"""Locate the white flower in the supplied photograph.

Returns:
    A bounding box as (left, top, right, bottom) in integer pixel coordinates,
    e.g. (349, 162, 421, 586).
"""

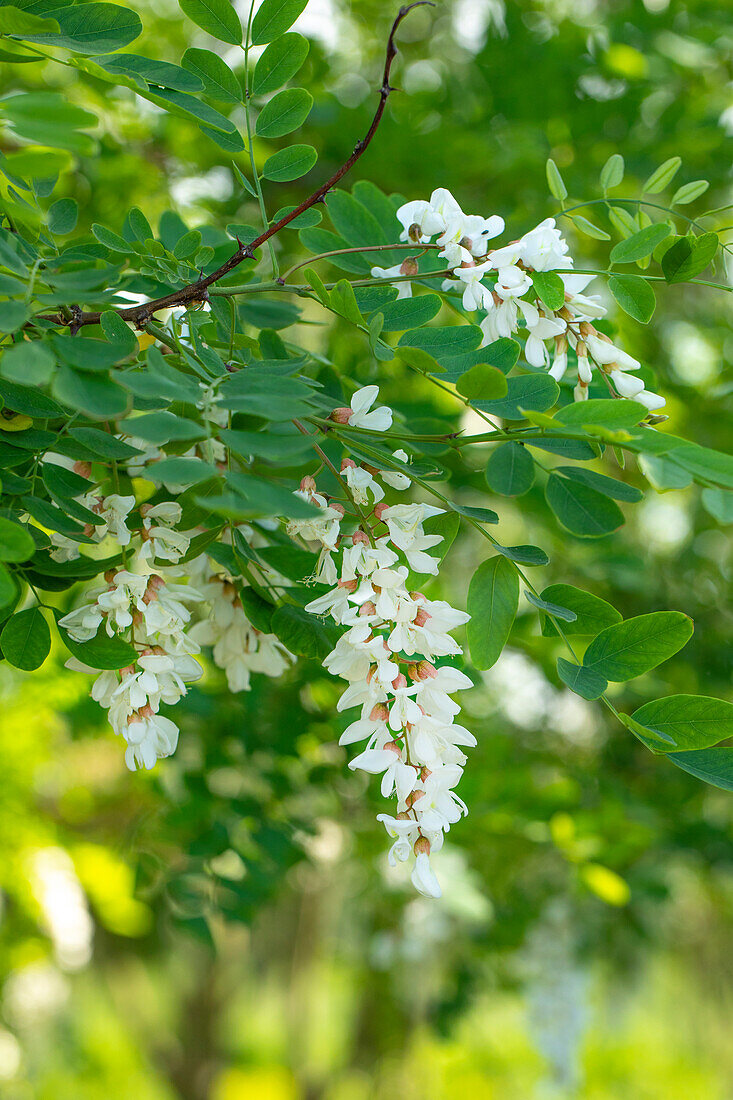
(519, 302, 567, 368)
(287, 489, 341, 550)
(381, 450, 411, 491)
(584, 334, 640, 372)
(453, 260, 495, 311)
(371, 264, 413, 299)
(58, 601, 103, 642)
(411, 850, 442, 898)
(494, 264, 533, 301)
(140, 502, 190, 564)
(396, 198, 447, 243)
(124, 712, 179, 771)
(342, 464, 384, 505)
(49, 533, 83, 563)
(98, 494, 136, 546)
(635, 389, 665, 411)
(518, 217, 571, 271)
(377, 813, 420, 865)
(609, 369, 644, 398)
(347, 386, 393, 432)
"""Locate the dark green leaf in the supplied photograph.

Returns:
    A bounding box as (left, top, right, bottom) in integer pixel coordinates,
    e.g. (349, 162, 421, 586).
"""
(22, 3, 143, 55)
(1, 607, 50, 670)
(610, 223, 671, 263)
(262, 144, 317, 182)
(0, 517, 35, 563)
(631, 695, 733, 752)
(252, 32, 309, 95)
(270, 603, 337, 659)
(466, 555, 518, 670)
(540, 584, 621, 636)
(178, 0, 241, 44)
(57, 620, 138, 671)
(582, 611, 694, 681)
(456, 363, 508, 401)
(476, 374, 559, 419)
(256, 88, 312, 138)
(545, 472, 625, 537)
(47, 197, 78, 234)
(556, 465, 643, 502)
(662, 233, 718, 284)
(251, 0, 308, 45)
(557, 658, 607, 700)
(181, 47, 241, 103)
(485, 442, 535, 496)
(608, 274, 656, 323)
(532, 270, 565, 311)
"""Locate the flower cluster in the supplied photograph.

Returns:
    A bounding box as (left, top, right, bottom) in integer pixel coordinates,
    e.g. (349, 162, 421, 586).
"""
(59, 499, 203, 771)
(189, 546, 292, 693)
(373, 188, 664, 410)
(289, 389, 474, 899)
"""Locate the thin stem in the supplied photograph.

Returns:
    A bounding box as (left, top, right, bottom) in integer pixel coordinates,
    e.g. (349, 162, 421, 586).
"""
(42, 2, 432, 331)
(242, 2, 279, 277)
(292, 419, 376, 542)
(279, 242, 438, 283)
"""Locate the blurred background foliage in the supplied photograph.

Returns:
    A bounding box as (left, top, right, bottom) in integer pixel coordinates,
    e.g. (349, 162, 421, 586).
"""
(1, 0, 732, 1096)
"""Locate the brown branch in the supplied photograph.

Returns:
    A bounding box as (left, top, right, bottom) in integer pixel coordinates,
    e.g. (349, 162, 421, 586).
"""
(42, 2, 433, 333)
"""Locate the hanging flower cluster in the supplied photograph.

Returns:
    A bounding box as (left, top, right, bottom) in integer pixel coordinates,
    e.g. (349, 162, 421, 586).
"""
(188, 542, 293, 693)
(287, 388, 474, 899)
(58, 495, 204, 771)
(373, 188, 664, 410)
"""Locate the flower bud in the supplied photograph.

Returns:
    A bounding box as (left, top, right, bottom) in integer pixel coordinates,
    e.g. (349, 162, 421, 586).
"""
(337, 578, 358, 591)
(300, 475, 316, 493)
(414, 835, 431, 857)
(369, 703, 390, 723)
(329, 406, 353, 424)
(352, 529, 369, 546)
(359, 601, 377, 617)
(373, 503, 388, 521)
(392, 672, 407, 691)
(384, 740, 402, 755)
(408, 222, 422, 243)
(400, 258, 419, 277)
(414, 660, 438, 681)
(341, 458, 357, 471)
(414, 608, 430, 627)
(73, 461, 92, 479)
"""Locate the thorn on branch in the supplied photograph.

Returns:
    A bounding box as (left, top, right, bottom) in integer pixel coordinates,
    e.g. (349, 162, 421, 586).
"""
(69, 304, 83, 336)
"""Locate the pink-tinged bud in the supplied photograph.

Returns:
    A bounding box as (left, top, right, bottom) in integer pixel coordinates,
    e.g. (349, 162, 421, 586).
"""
(330, 406, 353, 424)
(148, 575, 165, 591)
(351, 529, 369, 546)
(104, 569, 117, 583)
(152, 645, 166, 655)
(120, 665, 136, 677)
(384, 740, 402, 755)
(359, 601, 377, 617)
(139, 503, 152, 517)
(409, 591, 427, 603)
(392, 672, 407, 691)
(414, 608, 430, 627)
(414, 834, 431, 856)
(139, 704, 154, 719)
(337, 578, 358, 591)
(406, 663, 419, 681)
(396, 811, 412, 820)
(91, 497, 104, 514)
(83, 524, 94, 537)
(369, 703, 390, 723)
(73, 461, 92, 479)
(415, 660, 438, 681)
(141, 647, 154, 656)
(419, 766, 432, 782)
(132, 610, 144, 627)
(366, 666, 376, 683)
(300, 475, 317, 493)
(363, 463, 379, 476)
(406, 790, 424, 809)
(373, 502, 388, 521)
(400, 258, 419, 277)
(341, 458, 357, 471)
(330, 502, 346, 517)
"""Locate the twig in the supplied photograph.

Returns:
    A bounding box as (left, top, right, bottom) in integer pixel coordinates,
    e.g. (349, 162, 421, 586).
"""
(41, 3, 433, 332)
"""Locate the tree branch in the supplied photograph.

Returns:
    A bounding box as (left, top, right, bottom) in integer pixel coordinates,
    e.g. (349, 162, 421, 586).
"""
(44, 2, 433, 332)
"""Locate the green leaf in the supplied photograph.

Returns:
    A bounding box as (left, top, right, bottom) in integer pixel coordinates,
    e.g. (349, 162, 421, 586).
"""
(1, 607, 50, 670)
(608, 274, 656, 323)
(0, 7, 60, 34)
(95, 53, 204, 94)
(701, 488, 733, 524)
(525, 591, 577, 622)
(146, 456, 218, 489)
(91, 223, 133, 253)
(220, 428, 313, 461)
(643, 157, 681, 194)
(22, 3, 143, 55)
(379, 294, 441, 333)
(545, 158, 567, 201)
(121, 411, 205, 445)
(466, 555, 518, 670)
(172, 230, 202, 260)
(631, 695, 733, 752)
(669, 442, 733, 489)
(476, 375, 559, 419)
(582, 611, 693, 681)
(57, 620, 138, 671)
(0, 563, 17, 609)
(252, 32, 309, 95)
(555, 398, 647, 430)
(662, 233, 718, 284)
(555, 465, 642, 503)
(485, 442, 535, 496)
(178, 0, 241, 44)
(671, 179, 708, 206)
(545, 472, 625, 536)
(556, 658, 607, 700)
(600, 153, 624, 192)
(451, 504, 499, 525)
(532, 270, 565, 311)
(181, 47, 241, 103)
(667, 748, 733, 792)
(456, 363, 508, 401)
(251, 0, 308, 45)
(0, 301, 30, 333)
(609, 223, 671, 263)
(0, 516, 34, 563)
(52, 365, 128, 419)
(571, 215, 610, 240)
(262, 144, 317, 182)
(144, 87, 237, 134)
(271, 604, 338, 659)
(540, 584, 622, 636)
(256, 87, 312, 138)
(47, 197, 78, 234)
(1, 341, 54, 386)
(0, 377, 64, 418)
(100, 310, 137, 355)
(493, 543, 548, 566)
(69, 427, 141, 460)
